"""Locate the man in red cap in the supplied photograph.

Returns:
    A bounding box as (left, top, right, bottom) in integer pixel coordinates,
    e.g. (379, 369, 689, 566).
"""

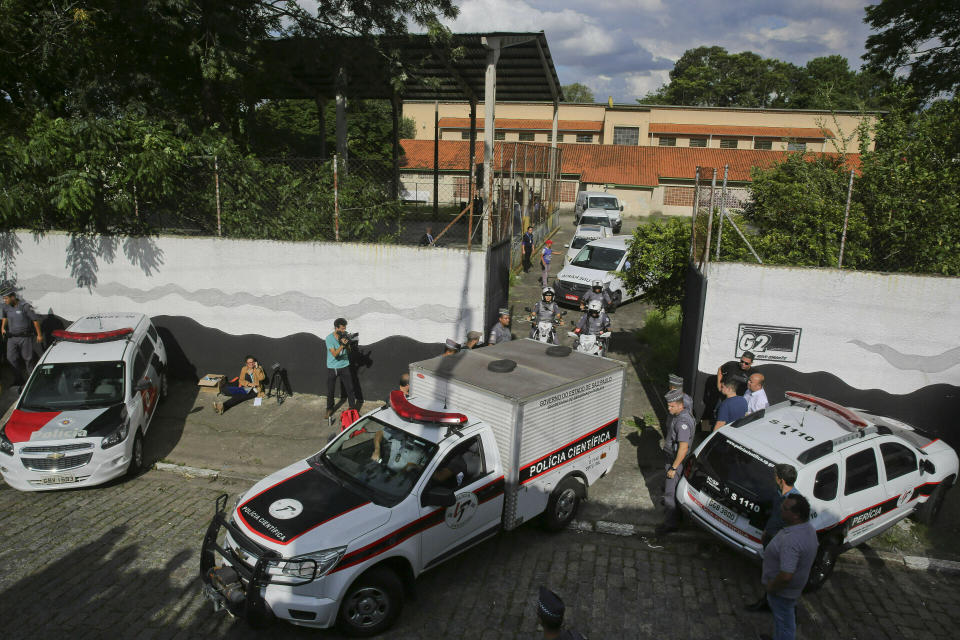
(540, 239, 554, 287)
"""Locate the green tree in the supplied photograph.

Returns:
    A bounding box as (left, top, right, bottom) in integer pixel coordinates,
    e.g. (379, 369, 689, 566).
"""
(740, 153, 870, 268)
(864, 0, 960, 102)
(790, 56, 896, 110)
(621, 218, 692, 314)
(562, 83, 595, 103)
(856, 93, 960, 275)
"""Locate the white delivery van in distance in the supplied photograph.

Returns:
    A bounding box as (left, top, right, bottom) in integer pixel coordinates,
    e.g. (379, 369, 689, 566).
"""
(201, 340, 625, 636)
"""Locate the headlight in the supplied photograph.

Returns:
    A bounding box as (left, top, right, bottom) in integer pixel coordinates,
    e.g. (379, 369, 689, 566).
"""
(0, 428, 13, 456)
(100, 419, 130, 449)
(279, 546, 347, 580)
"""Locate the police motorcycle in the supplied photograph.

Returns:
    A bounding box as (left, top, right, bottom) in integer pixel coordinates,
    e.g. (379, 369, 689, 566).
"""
(525, 287, 566, 344)
(567, 300, 611, 357)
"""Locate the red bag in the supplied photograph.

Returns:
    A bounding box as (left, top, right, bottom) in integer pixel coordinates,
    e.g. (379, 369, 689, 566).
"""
(340, 409, 360, 431)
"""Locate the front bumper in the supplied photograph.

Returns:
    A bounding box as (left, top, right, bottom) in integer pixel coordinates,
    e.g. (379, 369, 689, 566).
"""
(199, 494, 340, 629)
(553, 279, 589, 306)
(0, 438, 131, 491)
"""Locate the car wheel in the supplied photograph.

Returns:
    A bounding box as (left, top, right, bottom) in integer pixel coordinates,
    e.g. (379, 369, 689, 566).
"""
(543, 476, 583, 531)
(913, 480, 951, 525)
(159, 372, 168, 402)
(804, 536, 841, 593)
(336, 567, 404, 637)
(127, 430, 144, 477)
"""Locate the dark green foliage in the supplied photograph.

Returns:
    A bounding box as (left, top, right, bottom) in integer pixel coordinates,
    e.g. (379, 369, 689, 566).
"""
(562, 83, 595, 103)
(621, 217, 692, 314)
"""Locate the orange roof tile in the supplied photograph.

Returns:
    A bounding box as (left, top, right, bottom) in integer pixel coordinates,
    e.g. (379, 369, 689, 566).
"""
(649, 123, 834, 139)
(437, 118, 603, 132)
(398, 140, 859, 186)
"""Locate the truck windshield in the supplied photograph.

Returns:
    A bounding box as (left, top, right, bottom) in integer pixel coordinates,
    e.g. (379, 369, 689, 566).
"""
(689, 433, 779, 527)
(571, 246, 625, 271)
(20, 361, 125, 411)
(587, 197, 619, 210)
(579, 215, 611, 227)
(313, 415, 438, 507)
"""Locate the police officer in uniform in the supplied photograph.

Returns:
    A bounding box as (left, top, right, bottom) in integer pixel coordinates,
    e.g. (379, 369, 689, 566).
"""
(668, 373, 694, 416)
(0, 283, 43, 385)
(488, 308, 513, 345)
(657, 388, 695, 536)
(529, 287, 561, 344)
(574, 300, 610, 336)
(579, 280, 611, 312)
(536, 586, 587, 640)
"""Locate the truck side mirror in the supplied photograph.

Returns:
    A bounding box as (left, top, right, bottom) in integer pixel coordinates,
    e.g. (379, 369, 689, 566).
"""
(620, 205, 624, 211)
(422, 486, 456, 508)
(135, 379, 151, 391)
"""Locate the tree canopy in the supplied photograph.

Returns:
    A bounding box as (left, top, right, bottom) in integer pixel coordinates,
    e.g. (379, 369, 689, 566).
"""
(562, 83, 595, 103)
(864, 0, 960, 103)
(639, 46, 895, 110)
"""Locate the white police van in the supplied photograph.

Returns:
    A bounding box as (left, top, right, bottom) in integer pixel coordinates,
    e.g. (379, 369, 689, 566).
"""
(0, 312, 167, 490)
(678, 391, 958, 590)
(574, 191, 623, 232)
(201, 340, 624, 635)
(553, 236, 636, 309)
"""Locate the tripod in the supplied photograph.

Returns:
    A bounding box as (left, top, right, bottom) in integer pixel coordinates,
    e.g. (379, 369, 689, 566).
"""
(266, 365, 293, 405)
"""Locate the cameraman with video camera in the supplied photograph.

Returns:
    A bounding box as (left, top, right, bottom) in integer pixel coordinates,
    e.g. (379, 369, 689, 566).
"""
(325, 317, 360, 419)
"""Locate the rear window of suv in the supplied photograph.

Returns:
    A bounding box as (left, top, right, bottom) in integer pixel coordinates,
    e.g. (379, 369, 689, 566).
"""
(689, 433, 778, 525)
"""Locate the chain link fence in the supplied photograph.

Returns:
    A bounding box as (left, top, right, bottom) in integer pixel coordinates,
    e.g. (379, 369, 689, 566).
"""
(690, 166, 758, 266)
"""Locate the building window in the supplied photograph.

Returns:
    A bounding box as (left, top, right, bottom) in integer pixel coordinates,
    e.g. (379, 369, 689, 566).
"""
(787, 141, 806, 152)
(689, 138, 707, 148)
(576, 134, 593, 143)
(494, 131, 505, 141)
(612, 126, 639, 146)
(658, 137, 676, 147)
(518, 132, 535, 142)
(754, 139, 773, 150)
(454, 176, 470, 200)
(719, 139, 738, 149)
(547, 133, 564, 142)
(663, 186, 694, 207)
(559, 181, 578, 202)
(460, 131, 470, 140)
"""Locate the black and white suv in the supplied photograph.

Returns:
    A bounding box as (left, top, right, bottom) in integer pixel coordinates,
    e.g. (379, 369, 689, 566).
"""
(678, 392, 958, 589)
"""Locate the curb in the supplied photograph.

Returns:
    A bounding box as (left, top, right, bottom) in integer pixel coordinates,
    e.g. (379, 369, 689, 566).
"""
(154, 462, 220, 479)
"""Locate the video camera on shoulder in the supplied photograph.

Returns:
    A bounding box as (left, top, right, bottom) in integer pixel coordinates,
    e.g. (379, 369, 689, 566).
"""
(338, 329, 360, 346)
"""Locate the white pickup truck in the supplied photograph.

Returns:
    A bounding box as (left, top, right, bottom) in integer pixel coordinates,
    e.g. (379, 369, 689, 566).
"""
(200, 339, 625, 636)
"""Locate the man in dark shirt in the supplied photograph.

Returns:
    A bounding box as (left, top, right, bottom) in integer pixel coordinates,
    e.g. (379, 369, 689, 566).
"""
(717, 350, 754, 396)
(746, 464, 799, 611)
(713, 378, 748, 431)
(521, 226, 535, 273)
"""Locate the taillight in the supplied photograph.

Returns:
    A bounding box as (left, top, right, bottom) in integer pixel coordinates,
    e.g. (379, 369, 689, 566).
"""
(683, 454, 695, 479)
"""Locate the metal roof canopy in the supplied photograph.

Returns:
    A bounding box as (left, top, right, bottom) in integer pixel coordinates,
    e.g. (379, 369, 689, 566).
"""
(252, 32, 563, 102)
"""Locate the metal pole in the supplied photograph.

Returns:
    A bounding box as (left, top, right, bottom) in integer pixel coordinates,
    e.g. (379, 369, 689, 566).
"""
(482, 41, 501, 250)
(433, 100, 439, 218)
(702, 168, 718, 267)
(213, 155, 222, 237)
(333, 154, 340, 242)
(838, 169, 855, 269)
(690, 167, 701, 261)
(715, 164, 729, 260)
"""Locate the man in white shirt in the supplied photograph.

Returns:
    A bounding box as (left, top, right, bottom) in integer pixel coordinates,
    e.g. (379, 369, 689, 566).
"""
(744, 373, 769, 413)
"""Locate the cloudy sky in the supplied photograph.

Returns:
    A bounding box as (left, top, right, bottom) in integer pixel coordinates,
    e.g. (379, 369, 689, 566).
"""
(440, 0, 877, 102)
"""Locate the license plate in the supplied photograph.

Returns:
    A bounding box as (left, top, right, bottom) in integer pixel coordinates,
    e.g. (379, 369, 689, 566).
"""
(564, 294, 578, 301)
(707, 498, 738, 523)
(41, 474, 76, 485)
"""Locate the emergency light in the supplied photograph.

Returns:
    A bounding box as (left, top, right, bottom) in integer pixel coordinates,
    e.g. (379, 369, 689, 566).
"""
(51, 328, 134, 343)
(389, 390, 467, 425)
(785, 391, 867, 428)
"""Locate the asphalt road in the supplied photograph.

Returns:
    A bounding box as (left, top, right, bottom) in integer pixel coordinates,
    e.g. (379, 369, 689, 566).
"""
(1, 469, 957, 640)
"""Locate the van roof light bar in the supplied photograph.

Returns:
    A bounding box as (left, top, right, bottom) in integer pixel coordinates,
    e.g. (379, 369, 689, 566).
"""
(785, 391, 868, 430)
(389, 390, 468, 425)
(52, 328, 134, 343)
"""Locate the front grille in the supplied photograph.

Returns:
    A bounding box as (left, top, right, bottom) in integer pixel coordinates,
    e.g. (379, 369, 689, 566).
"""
(21, 442, 94, 454)
(560, 280, 589, 294)
(22, 453, 93, 472)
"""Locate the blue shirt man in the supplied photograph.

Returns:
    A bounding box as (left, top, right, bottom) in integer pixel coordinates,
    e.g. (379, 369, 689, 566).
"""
(713, 377, 747, 431)
(325, 317, 358, 417)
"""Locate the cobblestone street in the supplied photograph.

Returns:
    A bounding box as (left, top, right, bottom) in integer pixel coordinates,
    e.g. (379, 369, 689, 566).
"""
(1, 470, 958, 640)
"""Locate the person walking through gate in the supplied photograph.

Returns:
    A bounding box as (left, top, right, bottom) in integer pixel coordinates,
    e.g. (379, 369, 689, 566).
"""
(521, 226, 535, 273)
(540, 239, 554, 287)
(325, 317, 359, 419)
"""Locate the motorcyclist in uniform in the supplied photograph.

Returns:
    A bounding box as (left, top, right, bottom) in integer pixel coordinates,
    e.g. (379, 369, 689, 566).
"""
(528, 287, 562, 344)
(579, 280, 612, 312)
(574, 300, 611, 337)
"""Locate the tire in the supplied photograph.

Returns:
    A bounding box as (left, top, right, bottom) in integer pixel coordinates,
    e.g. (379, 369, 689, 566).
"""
(543, 476, 583, 531)
(336, 567, 404, 637)
(159, 372, 168, 402)
(804, 536, 841, 593)
(914, 481, 950, 525)
(127, 430, 144, 477)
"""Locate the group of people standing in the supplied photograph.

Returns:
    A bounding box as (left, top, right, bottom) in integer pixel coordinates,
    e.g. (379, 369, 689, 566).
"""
(713, 350, 769, 430)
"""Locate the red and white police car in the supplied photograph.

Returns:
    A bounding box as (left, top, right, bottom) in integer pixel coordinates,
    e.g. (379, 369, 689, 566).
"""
(678, 391, 958, 589)
(0, 312, 167, 490)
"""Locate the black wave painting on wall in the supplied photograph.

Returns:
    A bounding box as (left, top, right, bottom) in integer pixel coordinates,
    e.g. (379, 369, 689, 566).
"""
(152, 315, 442, 403)
(697, 364, 960, 449)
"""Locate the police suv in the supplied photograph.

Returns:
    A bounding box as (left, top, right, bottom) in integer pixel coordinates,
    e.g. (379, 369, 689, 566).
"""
(201, 340, 624, 636)
(0, 313, 167, 490)
(677, 392, 958, 589)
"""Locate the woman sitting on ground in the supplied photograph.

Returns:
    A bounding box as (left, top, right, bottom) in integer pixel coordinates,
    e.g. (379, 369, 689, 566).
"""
(214, 355, 265, 415)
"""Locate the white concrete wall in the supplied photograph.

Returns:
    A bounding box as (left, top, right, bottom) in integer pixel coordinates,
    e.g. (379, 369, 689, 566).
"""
(697, 262, 960, 395)
(7, 232, 487, 345)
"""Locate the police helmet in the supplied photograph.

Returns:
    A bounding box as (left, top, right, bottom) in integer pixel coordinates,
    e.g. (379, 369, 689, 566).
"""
(591, 280, 603, 291)
(542, 287, 555, 300)
(587, 300, 603, 315)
